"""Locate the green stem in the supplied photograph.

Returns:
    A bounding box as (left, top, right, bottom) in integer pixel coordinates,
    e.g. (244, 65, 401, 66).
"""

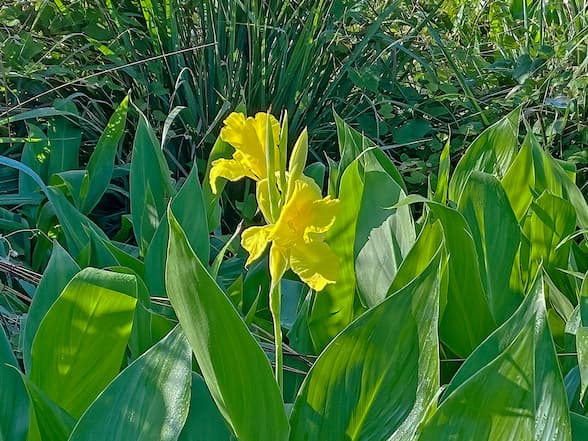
(269, 281, 283, 394)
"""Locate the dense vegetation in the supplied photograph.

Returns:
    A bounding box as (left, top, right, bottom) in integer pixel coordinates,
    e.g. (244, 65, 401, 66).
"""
(1, 0, 587, 440)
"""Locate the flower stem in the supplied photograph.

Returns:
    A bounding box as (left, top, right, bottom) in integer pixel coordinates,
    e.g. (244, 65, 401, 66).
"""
(269, 281, 283, 394)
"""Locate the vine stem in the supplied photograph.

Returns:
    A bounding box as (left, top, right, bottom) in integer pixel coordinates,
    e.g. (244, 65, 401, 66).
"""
(269, 281, 283, 394)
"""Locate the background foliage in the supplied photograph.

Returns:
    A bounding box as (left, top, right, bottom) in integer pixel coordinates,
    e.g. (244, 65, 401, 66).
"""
(0, 0, 587, 440)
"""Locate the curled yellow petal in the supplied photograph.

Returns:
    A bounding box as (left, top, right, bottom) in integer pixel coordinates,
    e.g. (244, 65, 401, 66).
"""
(218, 112, 281, 183)
(290, 241, 338, 291)
(209, 158, 256, 194)
(304, 196, 339, 242)
(241, 225, 273, 266)
(270, 176, 327, 246)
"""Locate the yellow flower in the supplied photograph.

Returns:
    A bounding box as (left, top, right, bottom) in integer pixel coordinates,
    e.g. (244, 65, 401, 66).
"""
(209, 112, 280, 194)
(241, 175, 339, 291)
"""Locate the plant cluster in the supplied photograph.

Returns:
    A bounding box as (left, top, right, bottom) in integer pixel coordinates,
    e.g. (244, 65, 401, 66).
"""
(1, 0, 588, 440)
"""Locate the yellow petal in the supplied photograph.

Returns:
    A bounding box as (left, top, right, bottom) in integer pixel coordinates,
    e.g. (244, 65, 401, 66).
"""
(270, 176, 325, 246)
(256, 178, 273, 223)
(209, 158, 256, 194)
(304, 196, 339, 242)
(220, 113, 267, 180)
(219, 112, 247, 147)
(269, 245, 289, 285)
(241, 225, 272, 265)
(290, 241, 338, 291)
(252, 113, 280, 152)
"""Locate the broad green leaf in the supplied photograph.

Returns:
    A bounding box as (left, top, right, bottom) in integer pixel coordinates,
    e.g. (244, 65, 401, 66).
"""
(387, 219, 446, 315)
(20, 124, 49, 194)
(68, 326, 191, 441)
(47, 100, 82, 176)
(571, 412, 588, 441)
(355, 169, 415, 307)
(79, 96, 129, 213)
(165, 208, 288, 441)
(145, 165, 209, 297)
(46, 186, 109, 258)
(289, 249, 441, 441)
(449, 107, 521, 203)
(309, 160, 363, 351)
(18, 373, 76, 441)
(458, 171, 522, 324)
(334, 113, 406, 194)
(521, 191, 576, 294)
(501, 133, 536, 221)
(30, 268, 137, 418)
(577, 273, 588, 401)
(109, 266, 153, 359)
(399, 196, 495, 357)
(130, 109, 174, 255)
(179, 373, 236, 441)
(503, 132, 588, 229)
(417, 274, 571, 441)
(1, 327, 28, 441)
(23, 241, 80, 372)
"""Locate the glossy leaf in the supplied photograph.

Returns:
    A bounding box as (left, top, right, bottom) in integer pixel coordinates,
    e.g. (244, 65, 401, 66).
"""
(179, 373, 236, 441)
(68, 326, 191, 441)
(0, 327, 28, 441)
(130, 109, 174, 255)
(79, 96, 129, 213)
(19, 373, 76, 441)
(521, 191, 576, 294)
(30, 268, 137, 418)
(47, 100, 81, 176)
(458, 171, 522, 324)
(23, 241, 80, 372)
(399, 195, 495, 357)
(145, 165, 209, 297)
(309, 160, 363, 351)
(290, 249, 441, 441)
(449, 107, 520, 203)
(417, 274, 571, 440)
(165, 208, 289, 441)
(355, 154, 415, 307)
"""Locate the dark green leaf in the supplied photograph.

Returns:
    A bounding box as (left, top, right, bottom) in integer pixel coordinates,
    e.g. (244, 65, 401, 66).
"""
(30, 268, 137, 418)
(166, 208, 288, 441)
(68, 326, 191, 441)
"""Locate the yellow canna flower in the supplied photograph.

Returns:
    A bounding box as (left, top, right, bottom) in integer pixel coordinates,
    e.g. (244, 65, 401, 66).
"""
(241, 175, 339, 291)
(209, 112, 281, 194)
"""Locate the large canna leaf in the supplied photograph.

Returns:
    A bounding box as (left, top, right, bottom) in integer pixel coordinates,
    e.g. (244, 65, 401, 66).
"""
(289, 249, 442, 441)
(416, 273, 572, 441)
(17, 373, 76, 441)
(165, 208, 289, 441)
(458, 171, 522, 324)
(68, 326, 192, 441)
(449, 107, 520, 203)
(145, 164, 209, 297)
(79, 96, 129, 213)
(130, 109, 174, 255)
(23, 241, 80, 372)
(30, 268, 137, 419)
(47, 100, 82, 176)
(179, 373, 236, 441)
(354, 151, 415, 308)
(0, 327, 28, 441)
(309, 159, 363, 351)
(521, 191, 576, 296)
(399, 195, 496, 357)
